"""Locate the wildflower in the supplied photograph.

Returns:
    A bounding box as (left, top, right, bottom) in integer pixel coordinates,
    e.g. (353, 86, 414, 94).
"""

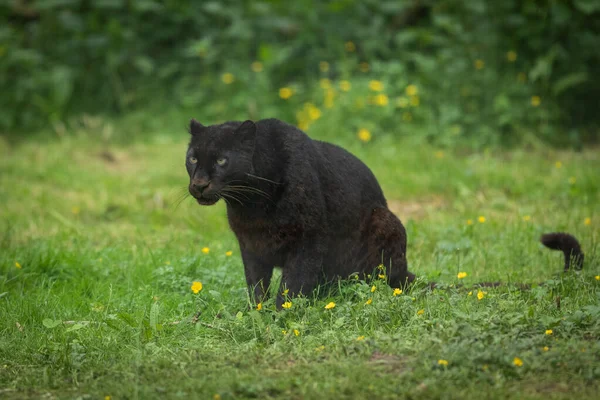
(435, 151, 444, 159)
(319, 79, 331, 90)
(282, 288, 289, 296)
(282, 330, 287, 335)
(374, 94, 389, 106)
(506, 51, 517, 62)
(378, 274, 386, 279)
(256, 303, 262, 311)
(221, 73, 235, 84)
(339, 80, 351, 92)
(523, 215, 531, 222)
(477, 290, 485, 300)
(105, 396, 112, 400)
(191, 281, 203, 294)
(545, 329, 553, 335)
(478, 216, 486, 223)
(294, 329, 300, 336)
(555, 161, 562, 168)
(396, 97, 409, 108)
(251, 61, 263, 72)
(282, 301, 292, 309)
(225, 251, 233, 257)
(402, 112, 412, 122)
(15, 262, 22, 269)
(405, 85, 418, 96)
(568, 177, 576, 184)
(371, 285, 376, 293)
(531, 96, 541, 107)
(324, 302, 336, 310)
(584, 218, 591, 226)
(308, 106, 322, 121)
(315, 345, 325, 351)
(417, 309, 424, 315)
(543, 346, 549, 352)
(359, 62, 369, 72)
(202, 247, 210, 254)
(474, 59, 485, 70)
(357, 128, 372, 143)
(595, 275, 599, 281)
(457, 272, 467, 279)
(279, 87, 293, 100)
(319, 61, 329, 72)
(468, 291, 473, 296)
(466, 219, 473, 225)
(410, 96, 420, 107)
(214, 395, 221, 400)
(438, 359, 448, 366)
(513, 357, 523, 367)
(356, 335, 365, 341)
(393, 288, 402, 296)
(368, 80, 384, 92)
(377, 264, 385, 270)
(345, 41, 356, 52)
(365, 298, 372, 305)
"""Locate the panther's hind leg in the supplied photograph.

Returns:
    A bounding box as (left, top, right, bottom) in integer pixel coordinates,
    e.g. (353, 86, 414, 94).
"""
(365, 207, 415, 289)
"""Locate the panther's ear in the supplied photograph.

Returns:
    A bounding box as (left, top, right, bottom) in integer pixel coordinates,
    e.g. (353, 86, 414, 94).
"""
(235, 120, 257, 143)
(189, 119, 205, 135)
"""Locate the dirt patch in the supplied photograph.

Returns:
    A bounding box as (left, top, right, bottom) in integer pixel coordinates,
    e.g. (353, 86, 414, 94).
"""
(388, 197, 446, 220)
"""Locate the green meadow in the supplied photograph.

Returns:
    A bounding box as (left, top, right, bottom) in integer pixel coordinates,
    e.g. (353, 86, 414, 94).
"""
(0, 117, 598, 399)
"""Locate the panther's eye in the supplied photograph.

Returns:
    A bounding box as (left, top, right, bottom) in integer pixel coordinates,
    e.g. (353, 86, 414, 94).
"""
(188, 157, 198, 164)
(216, 157, 227, 166)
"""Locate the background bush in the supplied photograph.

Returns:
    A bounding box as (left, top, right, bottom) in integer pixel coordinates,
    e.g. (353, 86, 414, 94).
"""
(1, 0, 599, 147)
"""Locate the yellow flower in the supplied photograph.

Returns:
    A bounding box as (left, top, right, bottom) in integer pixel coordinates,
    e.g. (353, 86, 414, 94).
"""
(214, 395, 221, 400)
(356, 335, 365, 341)
(555, 161, 562, 168)
(584, 218, 591, 226)
(595, 275, 599, 281)
(405, 85, 418, 96)
(545, 329, 553, 335)
(377, 264, 385, 270)
(438, 359, 449, 366)
(308, 106, 322, 121)
(339, 80, 351, 92)
(368, 80, 384, 92)
(417, 309, 424, 315)
(282, 301, 292, 309)
(345, 41, 356, 52)
(457, 272, 467, 279)
(568, 177, 576, 185)
(434, 151, 444, 159)
(225, 251, 233, 256)
(221, 73, 235, 84)
(513, 357, 523, 367)
(523, 215, 531, 222)
(507, 51, 517, 62)
(371, 285, 376, 293)
(468, 291, 473, 296)
(319, 78, 331, 90)
(282, 288, 289, 296)
(324, 302, 336, 310)
(105, 396, 112, 400)
(191, 281, 203, 294)
(294, 329, 300, 336)
(374, 94, 389, 106)
(474, 59, 485, 70)
(365, 298, 372, 305)
(393, 288, 402, 296)
(357, 128, 372, 143)
(531, 96, 541, 107)
(251, 61, 263, 72)
(478, 216, 486, 223)
(315, 345, 325, 351)
(543, 346, 549, 352)
(396, 97, 409, 108)
(282, 330, 287, 335)
(359, 62, 369, 72)
(202, 247, 210, 254)
(410, 95, 420, 107)
(15, 262, 22, 269)
(319, 61, 329, 72)
(279, 87, 293, 100)
(377, 274, 385, 280)
(477, 290, 485, 300)
(466, 219, 473, 225)
(256, 303, 262, 311)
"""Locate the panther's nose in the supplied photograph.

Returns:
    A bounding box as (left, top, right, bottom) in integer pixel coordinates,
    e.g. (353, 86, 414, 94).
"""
(191, 179, 210, 193)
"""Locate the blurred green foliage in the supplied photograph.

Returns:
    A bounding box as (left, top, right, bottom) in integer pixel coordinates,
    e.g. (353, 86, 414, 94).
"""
(1, 0, 599, 146)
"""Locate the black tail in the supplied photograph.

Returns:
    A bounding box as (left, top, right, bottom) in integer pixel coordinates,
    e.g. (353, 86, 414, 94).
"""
(540, 232, 584, 272)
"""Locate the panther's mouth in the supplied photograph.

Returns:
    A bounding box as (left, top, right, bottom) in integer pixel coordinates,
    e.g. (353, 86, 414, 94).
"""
(194, 194, 220, 206)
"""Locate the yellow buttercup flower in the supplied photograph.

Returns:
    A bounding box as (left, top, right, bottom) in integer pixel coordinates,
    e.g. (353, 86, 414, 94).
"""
(468, 291, 473, 296)
(405, 85, 418, 96)
(202, 247, 210, 254)
(368, 80, 384, 92)
(595, 275, 599, 281)
(374, 94, 389, 106)
(282, 301, 292, 309)
(319, 78, 331, 90)
(545, 329, 553, 335)
(438, 359, 448, 366)
(466, 219, 473, 225)
(294, 329, 300, 336)
(513, 357, 523, 367)
(378, 274, 386, 279)
(345, 41, 356, 52)
(417, 309, 424, 315)
(15, 262, 22, 269)
(507, 51, 517, 62)
(393, 288, 402, 296)
(191, 281, 203, 294)
(221, 73, 234, 84)
(251, 61, 263, 72)
(410, 95, 420, 107)
(457, 272, 467, 279)
(339, 80, 351, 92)
(365, 298, 372, 305)
(282, 288, 289, 296)
(256, 303, 262, 311)
(319, 61, 329, 72)
(584, 217, 591, 226)
(531, 96, 541, 107)
(324, 302, 336, 310)
(523, 215, 531, 222)
(477, 290, 485, 300)
(474, 59, 485, 70)
(478, 216, 486, 223)
(543, 346, 549, 352)
(225, 251, 233, 256)
(279, 87, 293, 100)
(371, 285, 376, 293)
(357, 128, 372, 143)
(282, 330, 287, 335)
(555, 161, 562, 168)
(356, 335, 365, 341)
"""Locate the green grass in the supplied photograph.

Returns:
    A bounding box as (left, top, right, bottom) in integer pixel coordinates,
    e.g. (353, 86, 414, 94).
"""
(0, 119, 599, 400)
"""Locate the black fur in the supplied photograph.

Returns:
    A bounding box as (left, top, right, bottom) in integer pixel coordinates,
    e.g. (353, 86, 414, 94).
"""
(540, 232, 584, 271)
(185, 118, 583, 307)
